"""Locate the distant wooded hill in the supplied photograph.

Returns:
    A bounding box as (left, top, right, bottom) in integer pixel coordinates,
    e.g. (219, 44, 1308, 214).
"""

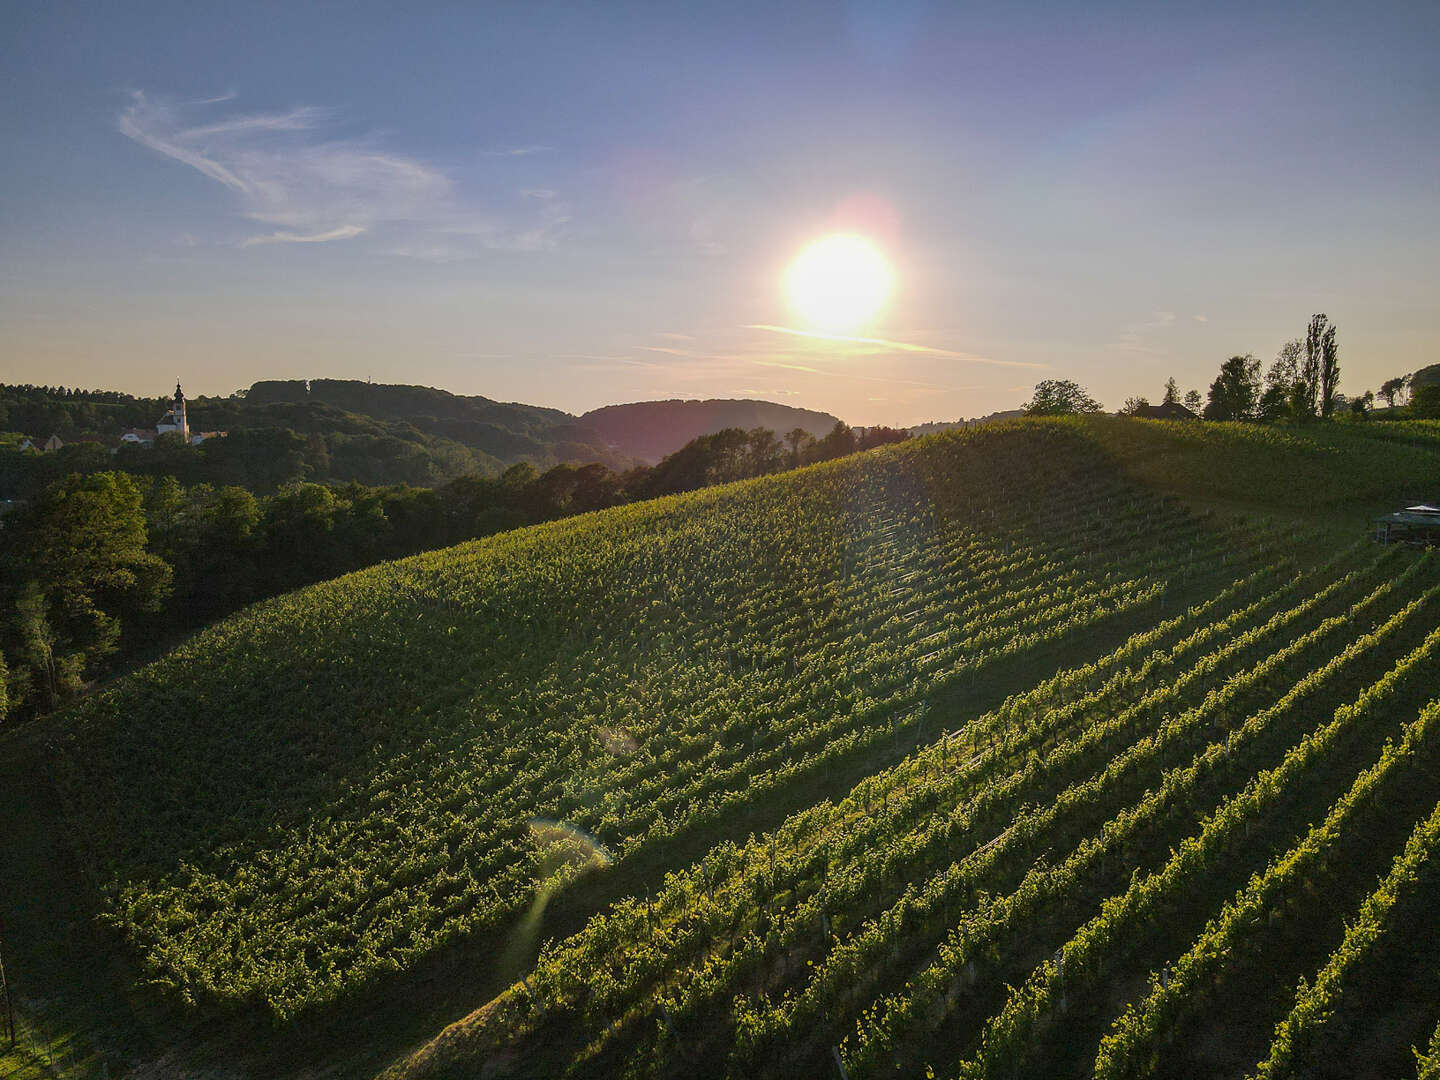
(246, 380, 841, 466)
(0, 379, 848, 495)
(577, 397, 840, 463)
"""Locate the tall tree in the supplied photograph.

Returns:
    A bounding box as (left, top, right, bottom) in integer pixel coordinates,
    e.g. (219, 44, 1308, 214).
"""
(1204, 355, 1262, 421)
(1183, 389, 1203, 412)
(1162, 377, 1180, 405)
(1317, 317, 1340, 417)
(1301, 315, 1331, 418)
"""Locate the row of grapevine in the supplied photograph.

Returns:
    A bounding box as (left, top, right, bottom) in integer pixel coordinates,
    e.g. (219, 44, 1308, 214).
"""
(51, 424, 1287, 1019)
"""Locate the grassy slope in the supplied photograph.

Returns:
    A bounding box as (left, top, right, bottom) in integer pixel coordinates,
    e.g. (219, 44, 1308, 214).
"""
(0, 417, 1435, 1079)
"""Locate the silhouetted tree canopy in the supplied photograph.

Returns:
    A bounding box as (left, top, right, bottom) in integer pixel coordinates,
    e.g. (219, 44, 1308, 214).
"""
(1204, 355, 1262, 421)
(1022, 380, 1103, 416)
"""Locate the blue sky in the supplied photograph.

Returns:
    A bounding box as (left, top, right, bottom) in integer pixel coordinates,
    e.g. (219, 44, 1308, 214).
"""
(2, 1, 1437, 424)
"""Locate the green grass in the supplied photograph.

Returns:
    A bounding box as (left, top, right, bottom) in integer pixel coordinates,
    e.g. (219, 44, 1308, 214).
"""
(2, 416, 1437, 1079)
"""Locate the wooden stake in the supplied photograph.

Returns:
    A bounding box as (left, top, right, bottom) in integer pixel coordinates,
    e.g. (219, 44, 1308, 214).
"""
(0, 914, 14, 1050)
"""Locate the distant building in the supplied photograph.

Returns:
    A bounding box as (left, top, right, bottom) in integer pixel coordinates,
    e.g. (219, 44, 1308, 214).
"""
(120, 427, 156, 446)
(1132, 401, 1200, 421)
(17, 437, 37, 451)
(1374, 505, 1440, 546)
(124, 383, 226, 448)
(155, 382, 189, 441)
(43, 433, 64, 451)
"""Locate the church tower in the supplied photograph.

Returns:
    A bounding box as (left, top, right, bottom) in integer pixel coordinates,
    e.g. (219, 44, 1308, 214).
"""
(173, 381, 189, 441)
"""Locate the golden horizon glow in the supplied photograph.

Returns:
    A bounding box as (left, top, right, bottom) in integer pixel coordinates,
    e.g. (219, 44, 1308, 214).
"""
(784, 234, 894, 335)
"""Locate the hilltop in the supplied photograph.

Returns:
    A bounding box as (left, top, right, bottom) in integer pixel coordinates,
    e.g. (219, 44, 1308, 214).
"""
(2, 417, 1439, 1079)
(577, 399, 840, 463)
(246, 380, 842, 468)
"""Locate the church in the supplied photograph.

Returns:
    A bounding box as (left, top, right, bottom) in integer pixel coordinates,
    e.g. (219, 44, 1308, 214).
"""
(118, 383, 227, 447)
(155, 382, 189, 439)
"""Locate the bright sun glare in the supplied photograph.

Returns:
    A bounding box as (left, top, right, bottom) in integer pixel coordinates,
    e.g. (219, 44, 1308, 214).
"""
(784, 234, 894, 335)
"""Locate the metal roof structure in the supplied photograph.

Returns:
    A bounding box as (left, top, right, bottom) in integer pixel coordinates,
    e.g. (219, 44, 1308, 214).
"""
(1374, 503, 1440, 544)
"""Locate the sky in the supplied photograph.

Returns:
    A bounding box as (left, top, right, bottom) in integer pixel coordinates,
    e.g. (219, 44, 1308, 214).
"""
(2, 1, 1437, 426)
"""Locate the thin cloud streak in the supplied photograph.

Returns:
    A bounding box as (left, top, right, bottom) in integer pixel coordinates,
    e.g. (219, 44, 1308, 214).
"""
(241, 225, 365, 247)
(745, 325, 1047, 369)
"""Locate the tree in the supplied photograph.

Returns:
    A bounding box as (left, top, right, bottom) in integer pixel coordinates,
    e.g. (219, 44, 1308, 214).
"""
(1298, 315, 1339, 418)
(810, 422, 858, 462)
(1204, 355, 1262, 421)
(1162, 378, 1180, 406)
(1023, 379, 1103, 416)
(1183, 389, 1203, 412)
(783, 427, 814, 468)
(0, 648, 8, 723)
(1349, 391, 1374, 417)
(744, 427, 785, 475)
(1261, 340, 1303, 421)
(1413, 384, 1440, 419)
(1379, 375, 1409, 408)
(857, 426, 909, 450)
(1119, 396, 1149, 416)
(1316, 316, 1340, 417)
(5, 472, 172, 710)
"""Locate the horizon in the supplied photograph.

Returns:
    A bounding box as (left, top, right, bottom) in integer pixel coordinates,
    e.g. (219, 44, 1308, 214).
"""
(4, 2, 1438, 426)
(0, 372, 1010, 429)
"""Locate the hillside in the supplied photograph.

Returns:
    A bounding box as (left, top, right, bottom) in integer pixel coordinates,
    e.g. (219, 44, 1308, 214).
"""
(3, 418, 1439, 1079)
(244, 379, 629, 472)
(577, 399, 840, 463)
(244, 381, 841, 469)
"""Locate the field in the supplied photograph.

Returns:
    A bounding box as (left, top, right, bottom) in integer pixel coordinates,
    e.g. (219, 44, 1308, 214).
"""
(2, 416, 1438, 1079)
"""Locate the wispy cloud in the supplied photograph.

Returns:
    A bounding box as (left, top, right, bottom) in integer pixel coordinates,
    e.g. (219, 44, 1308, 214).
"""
(241, 225, 366, 247)
(1192, 314, 1208, 323)
(481, 145, 553, 157)
(745, 325, 1047, 369)
(751, 357, 826, 375)
(119, 91, 567, 253)
(1111, 310, 1179, 354)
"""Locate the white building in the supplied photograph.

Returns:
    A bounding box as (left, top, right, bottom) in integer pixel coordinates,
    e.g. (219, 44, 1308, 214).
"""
(155, 382, 189, 441)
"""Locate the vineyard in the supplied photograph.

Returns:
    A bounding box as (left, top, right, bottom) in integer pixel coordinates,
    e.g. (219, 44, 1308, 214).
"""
(4, 416, 1439, 1079)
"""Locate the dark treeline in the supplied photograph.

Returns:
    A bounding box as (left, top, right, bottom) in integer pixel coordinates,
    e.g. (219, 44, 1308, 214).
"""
(1116, 315, 1439, 424)
(0, 421, 904, 723)
(0, 386, 501, 496)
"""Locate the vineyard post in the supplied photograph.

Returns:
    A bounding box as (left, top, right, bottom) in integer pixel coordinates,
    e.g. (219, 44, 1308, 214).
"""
(0, 913, 14, 1049)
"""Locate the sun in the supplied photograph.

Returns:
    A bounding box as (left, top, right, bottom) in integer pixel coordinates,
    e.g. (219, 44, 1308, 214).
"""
(784, 234, 894, 334)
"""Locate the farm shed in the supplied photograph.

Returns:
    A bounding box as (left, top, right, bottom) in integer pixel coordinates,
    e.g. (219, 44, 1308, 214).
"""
(1373, 504, 1440, 545)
